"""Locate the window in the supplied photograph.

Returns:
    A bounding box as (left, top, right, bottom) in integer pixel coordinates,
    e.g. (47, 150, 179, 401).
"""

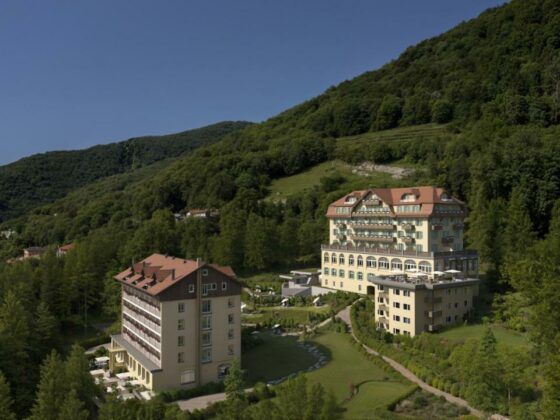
(228, 344, 234, 356)
(211, 283, 217, 291)
(339, 269, 345, 278)
(331, 254, 336, 263)
(324, 253, 329, 263)
(393, 315, 400, 321)
(349, 271, 355, 279)
(178, 302, 185, 313)
(228, 328, 234, 340)
(181, 370, 195, 384)
(228, 314, 234, 324)
(393, 302, 400, 309)
(403, 331, 411, 336)
(222, 282, 227, 291)
(202, 300, 212, 314)
(188, 284, 195, 293)
(357, 256, 363, 267)
(393, 289, 400, 295)
(348, 255, 355, 265)
(146, 372, 150, 384)
(357, 272, 363, 281)
(228, 298, 234, 308)
(202, 348, 212, 363)
(178, 336, 184, 347)
(403, 304, 411, 310)
(416, 232, 423, 240)
(366, 257, 376, 268)
(403, 317, 411, 324)
(331, 268, 336, 276)
(202, 284, 211, 296)
(178, 319, 185, 330)
(403, 290, 411, 297)
(393, 328, 401, 334)
(178, 352, 185, 363)
(446, 316, 452, 323)
(391, 259, 402, 271)
(358, 285, 362, 291)
(454, 302, 458, 308)
(218, 364, 230, 379)
(202, 316, 211, 330)
(324, 267, 329, 275)
(378, 258, 389, 269)
(339, 254, 345, 264)
(339, 282, 343, 288)
(377, 297, 384, 303)
(464, 300, 468, 307)
(202, 331, 212, 346)
(202, 269, 208, 276)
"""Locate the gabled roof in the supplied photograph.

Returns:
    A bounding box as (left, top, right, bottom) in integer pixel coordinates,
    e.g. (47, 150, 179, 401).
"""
(326, 186, 465, 218)
(114, 253, 236, 296)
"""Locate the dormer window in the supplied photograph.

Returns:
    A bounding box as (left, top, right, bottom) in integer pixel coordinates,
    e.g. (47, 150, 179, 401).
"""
(400, 193, 417, 202)
(345, 196, 356, 204)
(440, 192, 452, 201)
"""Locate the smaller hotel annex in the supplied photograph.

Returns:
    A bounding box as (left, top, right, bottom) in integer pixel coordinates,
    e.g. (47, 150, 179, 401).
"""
(321, 186, 479, 336)
(109, 254, 241, 391)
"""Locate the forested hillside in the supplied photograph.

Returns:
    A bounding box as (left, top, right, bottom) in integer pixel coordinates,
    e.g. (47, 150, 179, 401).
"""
(1, 0, 560, 417)
(0, 121, 250, 221)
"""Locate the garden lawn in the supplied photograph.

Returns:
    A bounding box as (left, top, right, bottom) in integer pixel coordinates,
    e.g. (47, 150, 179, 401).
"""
(242, 305, 331, 325)
(305, 331, 414, 418)
(242, 332, 317, 385)
(439, 323, 528, 348)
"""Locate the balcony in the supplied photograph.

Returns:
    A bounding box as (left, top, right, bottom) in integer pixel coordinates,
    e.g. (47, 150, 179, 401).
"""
(122, 308, 161, 335)
(401, 236, 415, 244)
(442, 236, 454, 244)
(350, 235, 395, 244)
(352, 223, 394, 231)
(378, 291, 388, 299)
(363, 199, 382, 206)
(122, 293, 160, 318)
(378, 304, 388, 312)
(335, 223, 347, 229)
(401, 223, 415, 231)
(431, 224, 443, 231)
(122, 321, 161, 351)
(378, 317, 388, 324)
(428, 310, 442, 318)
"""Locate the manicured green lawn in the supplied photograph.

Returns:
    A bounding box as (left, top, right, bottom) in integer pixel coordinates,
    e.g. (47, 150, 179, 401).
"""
(305, 332, 414, 418)
(242, 332, 317, 384)
(242, 305, 331, 324)
(344, 381, 414, 419)
(440, 323, 528, 348)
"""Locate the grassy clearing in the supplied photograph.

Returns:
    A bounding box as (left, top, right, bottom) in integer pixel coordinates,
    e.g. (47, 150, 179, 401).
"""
(242, 332, 317, 384)
(336, 123, 450, 147)
(305, 331, 414, 418)
(440, 323, 529, 348)
(238, 271, 284, 292)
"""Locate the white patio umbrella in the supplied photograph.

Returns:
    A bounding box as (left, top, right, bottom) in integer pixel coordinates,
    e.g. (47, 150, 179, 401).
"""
(406, 268, 420, 273)
(433, 270, 445, 276)
(391, 269, 405, 275)
(445, 269, 461, 274)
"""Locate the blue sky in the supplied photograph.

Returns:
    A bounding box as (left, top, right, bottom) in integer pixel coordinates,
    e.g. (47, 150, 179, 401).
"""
(0, 0, 506, 165)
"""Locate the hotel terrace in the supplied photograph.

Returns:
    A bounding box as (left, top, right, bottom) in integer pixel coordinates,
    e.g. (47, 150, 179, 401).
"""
(321, 186, 479, 336)
(109, 254, 241, 392)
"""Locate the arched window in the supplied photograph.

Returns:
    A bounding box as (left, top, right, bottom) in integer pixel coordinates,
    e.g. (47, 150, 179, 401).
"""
(339, 269, 345, 278)
(331, 254, 337, 263)
(378, 257, 389, 270)
(331, 268, 336, 276)
(357, 255, 364, 267)
(323, 252, 329, 263)
(404, 260, 417, 271)
(339, 254, 345, 265)
(366, 256, 376, 268)
(348, 255, 355, 266)
(391, 258, 403, 271)
(418, 261, 432, 273)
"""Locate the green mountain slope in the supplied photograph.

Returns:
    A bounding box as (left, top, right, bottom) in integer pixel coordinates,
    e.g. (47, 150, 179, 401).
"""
(0, 121, 251, 221)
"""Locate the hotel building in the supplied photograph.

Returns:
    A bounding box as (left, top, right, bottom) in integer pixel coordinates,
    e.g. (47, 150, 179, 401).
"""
(109, 254, 241, 391)
(321, 186, 479, 336)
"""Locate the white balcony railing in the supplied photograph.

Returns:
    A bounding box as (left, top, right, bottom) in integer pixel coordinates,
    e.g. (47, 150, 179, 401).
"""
(122, 293, 160, 318)
(122, 307, 161, 336)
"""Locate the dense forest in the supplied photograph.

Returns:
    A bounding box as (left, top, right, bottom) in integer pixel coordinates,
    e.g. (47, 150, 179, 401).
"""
(1, 0, 560, 417)
(0, 121, 251, 221)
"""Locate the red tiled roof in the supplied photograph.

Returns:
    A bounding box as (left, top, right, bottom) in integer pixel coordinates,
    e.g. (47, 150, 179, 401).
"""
(114, 254, 237, 296)
(58, 243, 75, 252)
(326, 186, 465, 218)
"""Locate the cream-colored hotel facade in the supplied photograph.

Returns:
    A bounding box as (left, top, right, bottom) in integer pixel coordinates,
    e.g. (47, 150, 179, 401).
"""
(321, 186, 479, 336)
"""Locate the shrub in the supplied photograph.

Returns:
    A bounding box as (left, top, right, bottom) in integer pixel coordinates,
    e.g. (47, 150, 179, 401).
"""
(160, 381, 225, 403)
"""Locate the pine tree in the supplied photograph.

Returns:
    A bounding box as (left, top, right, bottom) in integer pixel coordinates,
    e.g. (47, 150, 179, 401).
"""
(30, 350, 67, 420)
(58, 389, 88, 420)
(0, 372, 16, 420)
(543, 339, 560, 419)
(65, 344, 98, 414)
(33, 301, 58, 357)
(503, 187, 536, 259)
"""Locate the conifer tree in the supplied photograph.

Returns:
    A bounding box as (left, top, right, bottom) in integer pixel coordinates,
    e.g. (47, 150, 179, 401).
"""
(65, 344, 98, 414)
(30, 350, 67, 420)
(0, 372, 16, 420)
(58, 389, 88, 420)
(34, 301, 58, 357)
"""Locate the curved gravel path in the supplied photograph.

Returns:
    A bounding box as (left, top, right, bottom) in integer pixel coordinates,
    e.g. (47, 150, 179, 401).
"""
(337, 304, 509, 420)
